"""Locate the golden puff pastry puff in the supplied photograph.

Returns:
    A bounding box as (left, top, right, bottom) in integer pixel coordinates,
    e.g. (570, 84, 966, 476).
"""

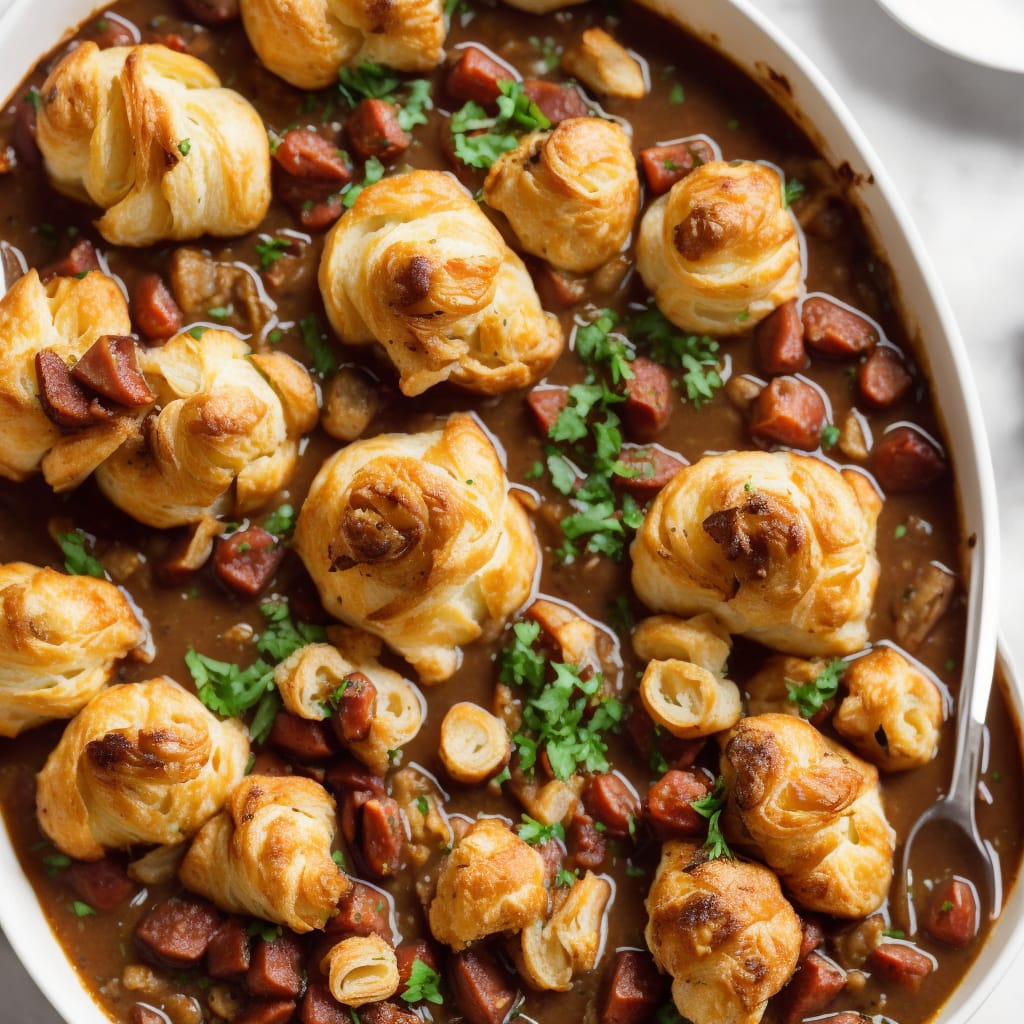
(36, 677, 249, 862)
(483, 118, 641, 274)
(0, 563, 145, 737)
(645, 840, 801, 1024)
(321, 934, 400, 1006)
(95, 328, 318, 528)
(0, 269, 133, 485)
(273, 628, 424, 775)
(294, 413, 538, 684)
(631, 450, 881, 658)
(720, 713, 895, 918)
(833, 646, 944, 771)
(36, 43, 271, 246)
(180, 774, 350, 932)
(240, 0, 445, 91)
(427, 816, 547, 950)
(636, 160, 802, 336)
(319, 169, 564, 396)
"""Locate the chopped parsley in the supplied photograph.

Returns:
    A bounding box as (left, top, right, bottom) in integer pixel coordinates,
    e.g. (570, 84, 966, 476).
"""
(57, 530, 105, 578)
(690, 775, 733, 861)
(401, 958, 444, 1005)
(246, 920, 281, 942)
(255, 236, 291, 270)
(783, 177, 807, 208)
(882, 928, 906, 939)
(262, 503, 297, 538)
(529, 35, 560, 71)
(299, 314, 339, 376)
(555, 867, 579, 887)
(940, 900, 954, 914)
(332, 849, 346, 868)
(574, 308, 635, 384)
(786, 658, 847, 719)
(207, 304, 232, 320)
(177, 138, 191, 156)
(517, 815, 566, 845)
(188, 326, 206, 340)
(893, 523, 908, 540)
(668, 82, 684, 104)
(416, 795, 430, 815)
(71, 901, 96, 918)
(451, 80, 551, 170)
(820, 424, 841, 449)
(341, 155, 386, 209)
(396, 78, 433, 132)
(338, 62, 401, 105)
(24, 88, 41, 111)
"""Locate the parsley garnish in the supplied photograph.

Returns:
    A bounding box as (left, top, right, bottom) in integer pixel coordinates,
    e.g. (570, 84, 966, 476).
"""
(517, 815, 566, 845)
(341, 155, 385, 209)
(299, 314, 338, 376)
(786, 659, 846, 719)
(690, 775, 733, 861)
(246, 920, 281, 942)
(401, 958, 444, 1005)
(555, 867, 578, 887)
(668, 82, 684, 104)
(332, 849, 346, 868)
(188, 326, 206, 340)
(255, 236, 291, 270)
(57, 531, 105, 578)
(783, 177, 806, 208)
(893, 523, 908, 540)
(24, 88, 41, 111)
(574, 308, 634, 384)
(529, 35, 560, 71)
(882, 928, 906, 939)
(940, 900, 954, 913)
(820, 424, 840, 449)
(338, 63, 401, 105)
(451, 80, 551, 170)
(177, 138, 191, 156)
(262, 503, 296, 538)
(396, 79, 432, 132)
(71, 901, 96, 917)
(208, 304, 232, 320)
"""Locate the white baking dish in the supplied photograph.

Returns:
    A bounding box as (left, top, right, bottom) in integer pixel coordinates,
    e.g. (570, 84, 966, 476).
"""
(0, 0, 1018, 1022)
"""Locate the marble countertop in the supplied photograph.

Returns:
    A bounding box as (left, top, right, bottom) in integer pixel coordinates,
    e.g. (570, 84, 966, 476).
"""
(3, 0, 1024, 1020)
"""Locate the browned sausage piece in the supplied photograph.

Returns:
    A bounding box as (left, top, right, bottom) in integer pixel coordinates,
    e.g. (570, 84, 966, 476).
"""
(246, 932, 305, 999)
(448, 946, 519, 1024)
(583, 774, 640, 838)
(90, 19, 137, 48)
(67, 857, 137, 912)
(639, 139, 715, 196)
(323, 757, 387, 801)
(361, 796, 406, 878)
(614, 444, 686, 503)
(567, 812, 606, 870)
(346, 99, 411, 162)
(35, 350, 104, 428)
(532, 263, 587, 309)
(777, 951, 847, 1024)
(298, 982, 350, 1024)
(268, 711, 338, 762)
(799, 916, 826, 961)
(598, 948, 667, 1024)
(359, 1002, 422, 1024)
(327, 881, 393, 942)
(858, 346, 913, 409)
(274, 173, 346, 231)
(523, 79, 590, 124)
(39, 238, 100, 282)
(871, 425, 946, 493)
(213, 527, 285, 598)
(755, 299, 807, 376)
(207, 917, 251, 979)
(623, 698, 705, 770)
(275, 129, 352, 182)
(12, 93, 40, 170)
(396, 939, 441, 989)
(134, 895, 221, 969)
(329, 672, 377, 744)
(922, 877, 979, 948)
(645, 769, 710, 839)
(234, 999, 297, 1024)
(749, 376, 827, 451)
(802, 296, 879, 358)
(623, 357, 675, 442)
(868, 943, 935, 991)
(447, 46, 510, 105)
(71, 335, 156, 408)
(133, 273, 183, 341)
(177, 0, 240, 26)
(130, 1006, 166, 1024)
(526, 386, 569, 437)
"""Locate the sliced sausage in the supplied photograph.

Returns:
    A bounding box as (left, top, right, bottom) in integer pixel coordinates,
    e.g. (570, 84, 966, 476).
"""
(35, 350, 105, 428)
(346, 99, 411, 161)
(359, 1002, 421, 1024)
(523, 80, 590, 124)
(624, 697, 704, 770)
(39, 238, 100, 282)
(207, 917, 252, 979)
(526, 386, 569, 437)
(329, 672, 377, 744)
(234, 999, 297, 1024)
(567, 813, 606, 870)
(66, 857, 137, 912)
(868, 943, 935, 991)
(361, 796, 406, 878)
(395, 938, 441, 989)
(323, 757, 387, 801)
(275, 174, 346, 231)
(749, 376, 827, 451)
(134, 895, 221, 969)
(583, 774, 640, 839)
(639, 139, 715, 195)
(623, 356, 675, 442)
(799, 916, 826, 961)
(645, 769, 711, 839)
(132, 273, 183, 341)
(802, 296, 879, 358)
(130, 1006, 166, 1024)
(614, 444, 686, 503)
(755, 299, 807, 375)
(213, 527, 284, 598)
(921, 877, 979, 948)
(447, 46, 509, 106)
(298, 982, 349, 1024)
(858, 346, 913, 409)
(777, 951, 846, 1024)
(871, 426, 946, 493)
(532, 262, 587, 309)
(71, 335, 155, 408)
(246, 932, 305, 999)
(274, 130, 352, 182)
(176, 0, 240, 26)
(268, 711, 338, 762)
(598, 948, 667, 1024)
(448, 946, 519, 1024)
(328, 881, 393, 942)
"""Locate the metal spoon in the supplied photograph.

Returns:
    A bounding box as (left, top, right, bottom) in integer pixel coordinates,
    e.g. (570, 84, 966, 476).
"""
(895, 534, 1001, 933)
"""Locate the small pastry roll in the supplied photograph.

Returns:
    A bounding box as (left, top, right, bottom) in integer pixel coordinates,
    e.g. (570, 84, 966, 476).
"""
(636, 160, 802, 335)
(36, 44, 271, 246)
(561, 28, 648, 99)
(180, 774, 350, 932)
(0, 563, 144, 737)
(526, 598, 619, 683)
(322, 934, 400, 1006)
(36, 677, 249, 861)
(833, 647, 943, 771)
(428, 817, 547, 950)
(640, 660, 741, 739)
(0, 269, 133, 484)
(632, 613, 731, 676)
(240, 0, 445, 91)
(319, 170, 564, 396)
(483, 118, 641, 274)
(646, 840, 801, 1024)
(294, 413, 538, 683)
(95, 329, 318, 527)
(721, 713, 895, 918)
(744, 654, 826, 718)
(519, 871, 612, 991)
(630, 451, 881, 657)
(439, 702, 511, 785)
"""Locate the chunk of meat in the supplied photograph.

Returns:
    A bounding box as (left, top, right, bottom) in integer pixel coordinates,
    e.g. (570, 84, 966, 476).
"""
(234, 1000, 297, 1024)
(70, 335, 155, 408)
(66, 857, 137, 912)
(177, 0, 240, 26)
(702, 492, 806, 581)
(134, 895, 221, 969)
(858, 346, 913, 408)
(359, 1003, 421, 1024)
(624, 697, 705, 770)
(582, 774, 640, 838)
(613, 444, 686, 503)
(207, 917, 251, 979)
(275, 173, 346, 230)
(360, 796, 406, 878)
(169, 247, 268, 334)
(323, 757, 387, 801)
(274, 129, 352, 182)
(246, 933, 305, 999)
(130, 1007, 166, 1024)
(802, 296, 879, 358)
(868, 943, 935, 991)
(640, 139, 716, 195)
(448, 946, 519, 1024)
(39, 238, 100, 282)
(321, 367, 381, 442)
(213, 527, 284, 598)
(892, 562, 956, 652)
(329, 672, 377, 744)
(871, 425, 946, 493)
(523, 79, 590, 124)
(268, 711, 338, 762)
(598, 948, 667, 1024)
(35, 350, 107, 428)
(623, 357, 675, 442)
(922, 877, 979, 948)
(299, 983, 350, 1024)
(749, 376, 827, 451)
(347, 99, 411, 161)
(327, 880, 393, 942)
(532, 262, 587, 309)
(526, 386, 569, 436)
(132, 273, 183, 341)
(799, 917, 826, 961)
(777, 951, 846, 1024)
(90, 18, 137, 48)
(567, 812, 606, 870)
(755, 299, 807, 375)
(644, 769, 710, 838)
(447, 46, 510, 105)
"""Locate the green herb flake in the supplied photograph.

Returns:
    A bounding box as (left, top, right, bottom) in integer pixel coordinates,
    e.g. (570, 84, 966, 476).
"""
(338, 62, 401, 106)
(625, 864, 646, 878)
(451, 80, 551, 170)
(262, 503, 296, 538)
(783, 177, 807, 208)
(401, 958, 444, 1005)
(177, 138, 192, 156)
(416, 796, 430, 815)
(668, 82, 684, 104)
(255, 236, 292, 270)
(342, 155, 386, 209)
(517, 815, 566, 846)
(71, 901, 96, 918)
(726, 117, 740, 130)
(207, 304, 232, 320)
(299, 314, 339, 376)
(893, 523, 908, 539)
(689, 776, 733, 861)
(24, 88, 41, 111)
(940, 899, 954, 913)
(555, 867, 578, 888)
(57, 531, 105, 578)
(786, 659, 847, 719)
(396, 78, 433, 132)
(882, 928, 906, 939)
(332, 849, 346, 868)
(267, 328, 283, 344)
(246, 920, 281, 942)
(188, 326, 206, 340)
(820, 424, 841, 449)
